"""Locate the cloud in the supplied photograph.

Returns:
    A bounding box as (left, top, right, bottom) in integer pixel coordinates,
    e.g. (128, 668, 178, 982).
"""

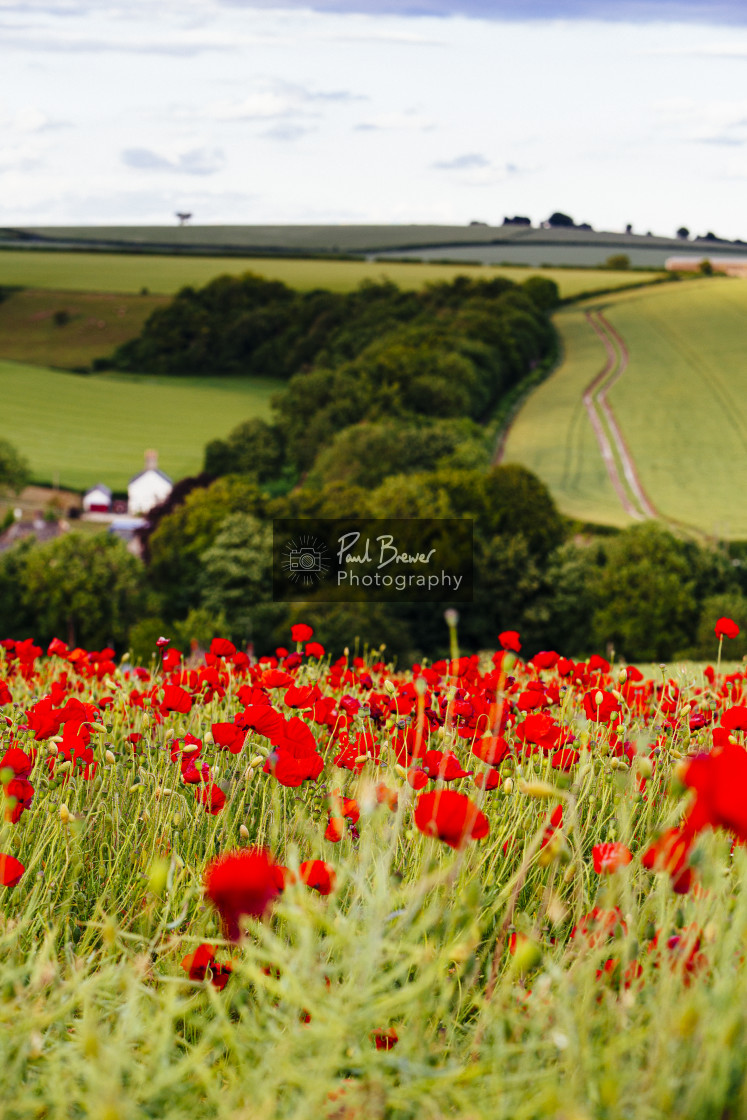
(218, 0, 747, 24)
(433, 152, 490, 170)
(354, 110, 435, 131)
(204, 80, 363, 123)
(261, 123, 314, 140)
(121, 146, 225, 175)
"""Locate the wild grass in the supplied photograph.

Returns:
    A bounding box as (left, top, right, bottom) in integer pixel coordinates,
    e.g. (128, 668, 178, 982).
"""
(1, 642, 745, 1118)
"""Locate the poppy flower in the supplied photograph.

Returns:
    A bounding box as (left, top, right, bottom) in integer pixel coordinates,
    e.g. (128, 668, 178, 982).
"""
(305, 641, 325, 659)
(413, 790, 489, 849)
(498, 631, 521, 653)
(0, 681, 11, 706)
(291, 624, 314, 643)
(372, 1027, 398, 1050)
(0, 747, 33, 779)
(421, 750, 472, 782)
(211, 723, 247, 754)
(471, 735, 510, 767)
(531, 650, 559, 671)
(720, 706, 747, 732)
(204, 848, 282, 940)
(473, 770, 500, 791)
(592, 842, 633, 874)
(196, 783, 227, 814)
(4, 777, 34, 823)
(642, 827, 693, 894)
(210, 638, 236, 658)
(181, 943, 233, 990)
(551, 748, 579, 771)
(161, 685, 193, 714)
(407, 768, 428, 791)
(299, 859, 337, 895)
(682, 742, 747, 841)
(0, 853, 24, 887)
(715, 617, 740, 640)
(582, 689, 620, 724)
(571, 906, 627, 948)
(540, 804, 563, 848)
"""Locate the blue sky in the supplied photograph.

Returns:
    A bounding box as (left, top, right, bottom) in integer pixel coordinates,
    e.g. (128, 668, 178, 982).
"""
(2, 0, 747, 235)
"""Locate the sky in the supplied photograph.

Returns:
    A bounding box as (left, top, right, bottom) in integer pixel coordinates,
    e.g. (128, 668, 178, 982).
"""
(3, 0, 747, 236)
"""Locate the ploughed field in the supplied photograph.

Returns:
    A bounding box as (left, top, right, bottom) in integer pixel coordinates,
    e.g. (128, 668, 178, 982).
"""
(503, 276, 747, 537)
(1, 623, 747, 1118)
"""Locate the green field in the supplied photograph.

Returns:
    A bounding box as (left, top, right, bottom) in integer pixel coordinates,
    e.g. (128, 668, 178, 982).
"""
(0, 360, 275, 491)
(503, 276, 747, 538)
(0, 288, 168, 369)
(0, 250, 663, 299)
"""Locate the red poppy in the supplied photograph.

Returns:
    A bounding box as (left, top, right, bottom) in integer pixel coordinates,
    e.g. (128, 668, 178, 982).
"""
(642, 827, 693, 894)
(473, 770, 500, 791)
(682, 742, 747, 841)
(196, 783, 227, 814)
(720, 706, 747, 732)
(551, 748, 579, 771)
(420, 750, 472, 782)
(305, 641, 325, 659)
(471, 735, 510, 767)
(210, 638, 237, 658)
(498, 630, 521, 653)
(540, 804, 563, 848)
(299, 859, 337, 895)
(181, 943, 233, 990)
(0, 853, 24, 887)
(407, 768, 428, 791)
(715, 617, 740, 640)
(413, 790, 489, 849)
(204, 848, 282, 940)
(592, 842, 633, 874)
(4, 777, 34, 823)
(0, 681, 11, 706)
(291, 624, 314, 643)
(372, 1027, 398, 1050)
(211, 723, 247, 754)
(582, 689, 620, 723)
(0, 747, 33, 779)
(571, 906, 627, 947)
(161, 685, 193, 714)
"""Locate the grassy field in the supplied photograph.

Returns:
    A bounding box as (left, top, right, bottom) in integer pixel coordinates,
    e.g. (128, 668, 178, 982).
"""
(0, 288, 167, 370)
(0, 250, 663, 299)
(0, 360, 275, 491)
(503, 276, 747, 538)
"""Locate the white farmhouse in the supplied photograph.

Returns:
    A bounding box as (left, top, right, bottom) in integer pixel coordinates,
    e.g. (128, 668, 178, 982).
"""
(82, 484, 112, 513)
(127, 450, 173, 515)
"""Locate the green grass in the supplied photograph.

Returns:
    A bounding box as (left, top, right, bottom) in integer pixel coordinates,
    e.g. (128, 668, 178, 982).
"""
(503, 276, 747, 538)
(0, 250, 663, 299)
(0, 360, 276, 491)
(0, 288, 168, 370)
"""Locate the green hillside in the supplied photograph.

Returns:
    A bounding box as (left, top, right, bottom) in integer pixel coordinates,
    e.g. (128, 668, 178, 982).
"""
(502, 276, 747, 538)
(0, 360, 275, 491)
(0, 250, 662, 298)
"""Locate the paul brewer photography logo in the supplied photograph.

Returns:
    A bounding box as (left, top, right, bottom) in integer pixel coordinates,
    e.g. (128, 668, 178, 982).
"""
(273, 518, 473, 603)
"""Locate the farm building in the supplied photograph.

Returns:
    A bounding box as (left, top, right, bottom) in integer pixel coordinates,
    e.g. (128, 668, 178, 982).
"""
(127, 450, 173, 515)
(82, 484, 112, 513)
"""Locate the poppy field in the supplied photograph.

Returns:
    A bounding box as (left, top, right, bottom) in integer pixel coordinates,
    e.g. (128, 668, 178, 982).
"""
(2, 621, 747, 1118)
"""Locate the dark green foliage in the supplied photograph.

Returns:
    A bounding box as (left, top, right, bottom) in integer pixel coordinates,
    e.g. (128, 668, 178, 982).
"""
(0, 438, 30, 495)
(521, 275, 561, 311)
(204, 419, 284, 482)
(309, 419, 487, 491)
(20, 532, 146, 648)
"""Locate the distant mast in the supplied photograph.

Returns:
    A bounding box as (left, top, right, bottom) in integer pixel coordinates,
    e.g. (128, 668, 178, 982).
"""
(176, 212, 192, 226)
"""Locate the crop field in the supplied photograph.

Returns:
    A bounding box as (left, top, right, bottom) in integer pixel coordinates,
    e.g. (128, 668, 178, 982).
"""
(1, 624, 747, 1118)
(0, 249, 663, 299)
(502, 276, 747, 538)
(0, 360, 275, 491)
(0, 288, 168, 370)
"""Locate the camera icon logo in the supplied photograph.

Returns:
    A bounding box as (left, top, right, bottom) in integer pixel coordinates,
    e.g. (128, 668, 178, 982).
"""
(282, 535, 330, 586)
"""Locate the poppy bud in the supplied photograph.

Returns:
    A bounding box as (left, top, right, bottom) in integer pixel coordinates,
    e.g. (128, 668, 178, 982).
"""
(204, 732, 214, 746)
(239, 824, 250, 840)
(249, 755, 263, 769)
(595, 690, 605, 707)
(518, 780, 558, 799)
(59, 804, 70, 824)
(384, 679, 396, 696)
(618, 668, 627, 683)
(105, 750, 116, 765)
(503, 777, 514, 793)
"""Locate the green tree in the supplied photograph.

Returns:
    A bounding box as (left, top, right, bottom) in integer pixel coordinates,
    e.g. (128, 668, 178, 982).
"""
(147, 476, 263, 619)
(21, 532, 146, 649)
(0, 438, 30, 496)
(591, 523, 698, 661)
(198, 513, 282, 645)
(204, 418, 285, 482)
